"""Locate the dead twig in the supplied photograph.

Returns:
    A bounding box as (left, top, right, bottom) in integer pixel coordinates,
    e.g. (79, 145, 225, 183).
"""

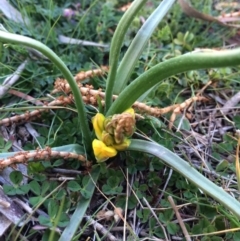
(168, 196, 191, 241)
(85, 215, 118, 241)
(221, 91, 240, 115)
(0, 60, 28, 98)
(0, 146, 87, 170)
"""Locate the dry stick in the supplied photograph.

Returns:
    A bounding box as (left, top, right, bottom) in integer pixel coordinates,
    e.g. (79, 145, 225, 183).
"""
(8, 89, 45, 106)
(52, 66, 108, 94)
(168, 196, 192, 241)
(142, 197, 169, 241)
(221, 91, 240, 115)
(190, 227, 240, 238)
(58, 35, 109, 48)
(123, 169, 129, 241)
(0, 96, 74, 126)
(169, 96, 208, 129)
(0, 147, 87, 170)
(153, 169, 173, 208)
(0, 67, 107, 126)
(56, 83, 208, 118)
(178, 0, 228, 26)
(215, 2, 240, 11)
(235, 130, 240, 193)
(0, 60, 28, 98)
(170, 80, 213, 128)
(85, 216, 117, 241)
(1, 67, 209, 128)
(0, 198, 10, 208)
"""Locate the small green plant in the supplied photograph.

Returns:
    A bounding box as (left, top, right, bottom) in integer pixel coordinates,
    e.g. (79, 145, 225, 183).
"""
(3, 171, 29, 195)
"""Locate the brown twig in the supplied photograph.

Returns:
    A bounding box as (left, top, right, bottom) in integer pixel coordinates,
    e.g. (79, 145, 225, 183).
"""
(168, 196, 192, 241)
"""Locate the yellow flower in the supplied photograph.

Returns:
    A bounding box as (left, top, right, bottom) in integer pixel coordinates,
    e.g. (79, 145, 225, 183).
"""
(92, 109, 135, 162)
(92, 113, 105, 140)
(92, 139, 117, 162)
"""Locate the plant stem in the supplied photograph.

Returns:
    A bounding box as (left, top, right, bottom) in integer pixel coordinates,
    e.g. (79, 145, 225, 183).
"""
(107, 48, 240, 116)
(0, 31, 92, 153)
(128, 139, 240, 218)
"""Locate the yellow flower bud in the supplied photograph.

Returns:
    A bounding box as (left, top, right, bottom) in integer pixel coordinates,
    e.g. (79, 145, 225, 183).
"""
(92, 139, 117, 162)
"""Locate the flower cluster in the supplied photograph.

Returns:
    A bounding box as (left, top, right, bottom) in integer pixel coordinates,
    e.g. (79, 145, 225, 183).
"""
(92, 108, 136, 162)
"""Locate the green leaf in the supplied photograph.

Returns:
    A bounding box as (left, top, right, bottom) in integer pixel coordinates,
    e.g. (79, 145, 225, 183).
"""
(82, 175, 91, 186)
(29, 196, 44, 206)
(128, 139, 240, 218)
(0, 31, 92, 153)
(199, 203, 218, 219)
(48, 199, 58, 218)
(233, 116, 240, 129)
(28, 162, 46, 173)
(67, 181, 81, 192)
(41, 181, 50, 196)
(80, 189, 91, 199)
(233, 232, 240, 241)
(107, 48, 240, 116)
(29, 180, 41, 195)
(99, 162, 107, 174)
(107, 176, 120, 188)
(127, 195, 138, 209)
(10, 171, 23, 185)
(58, 213, 69, 228)
(105, 0, 148, 110)
(3, 185, 17, 195)
(4, 141, 12, 151)
(59, 165, 100, 241)
(216, 159, 229, 172)
(113, 0, 177, 94)
(55, 189, 66, 200)
(39, 215, 52, 227)
(137, 209, 150, 223)
(16, 185, 30, 195)
(166, 222, 179, 235)
(102, 184, 113, 195)
(173, 115, 191, 131)
(53, 159, 64, 167)
(0, 137, 4, 149)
